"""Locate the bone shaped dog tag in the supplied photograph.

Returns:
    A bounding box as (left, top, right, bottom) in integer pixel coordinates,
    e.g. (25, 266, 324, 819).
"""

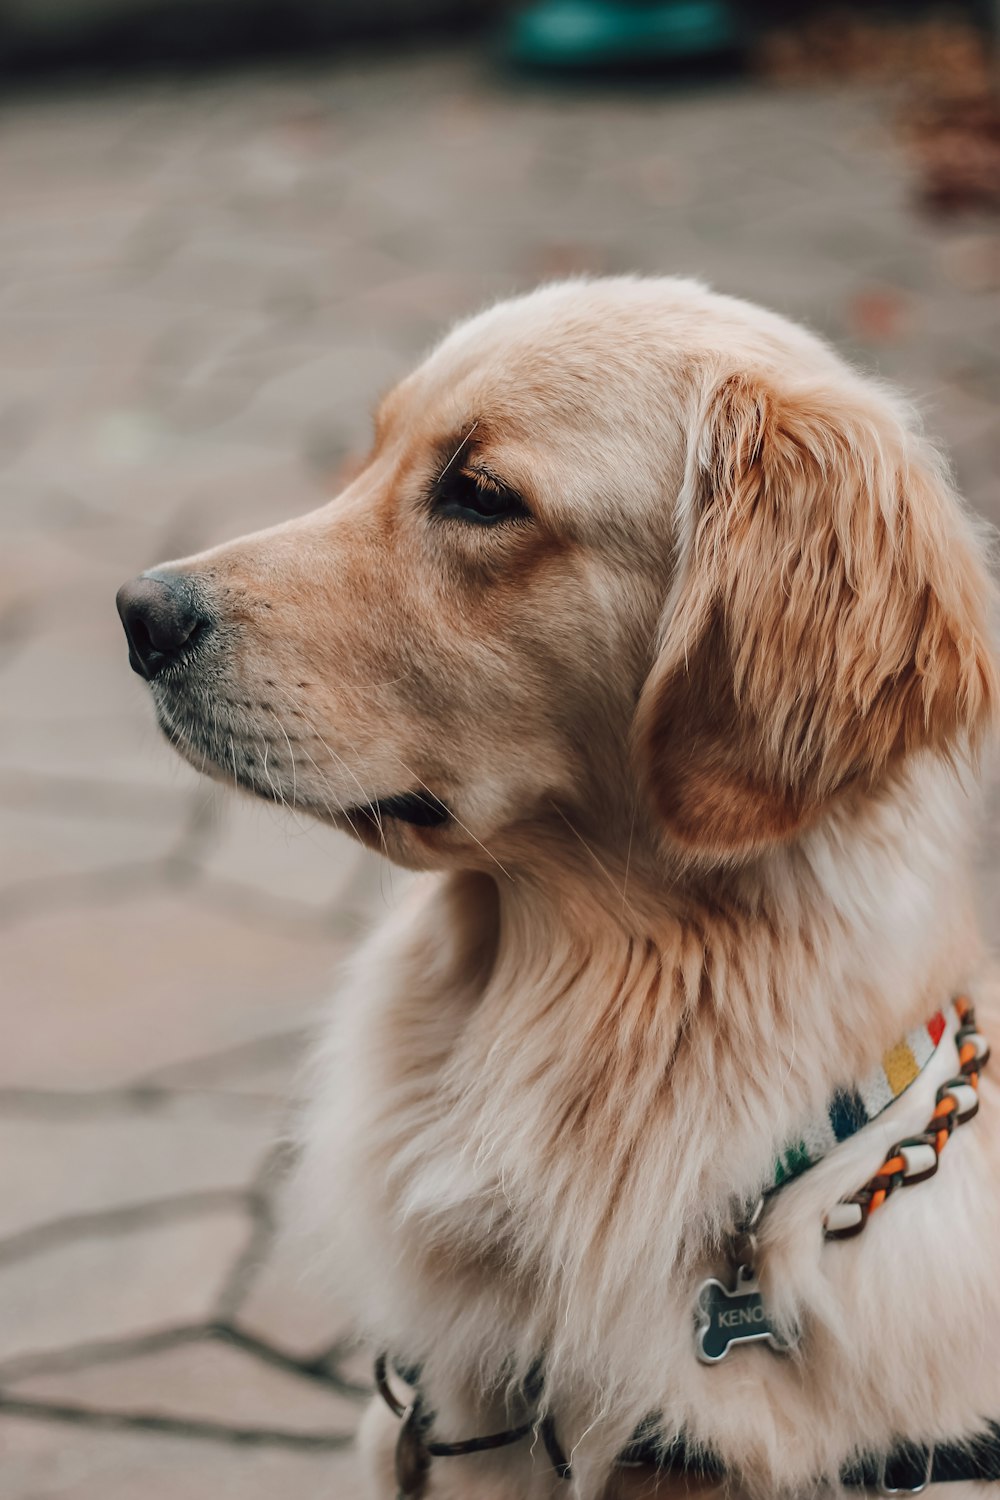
(695, 1265, 793, 1364)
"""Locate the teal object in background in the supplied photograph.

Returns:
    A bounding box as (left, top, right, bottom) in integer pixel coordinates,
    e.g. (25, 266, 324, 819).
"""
(508, 0, 743, 69)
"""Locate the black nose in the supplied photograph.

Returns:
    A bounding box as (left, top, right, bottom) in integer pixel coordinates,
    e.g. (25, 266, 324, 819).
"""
(116, 574, 208, 681)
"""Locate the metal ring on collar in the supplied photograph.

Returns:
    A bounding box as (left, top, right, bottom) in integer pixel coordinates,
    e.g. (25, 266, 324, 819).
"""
(877, 1443, 934, 1496)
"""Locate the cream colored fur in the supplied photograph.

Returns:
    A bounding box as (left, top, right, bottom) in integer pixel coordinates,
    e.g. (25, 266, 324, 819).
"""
(137, 279, 1000, 1498)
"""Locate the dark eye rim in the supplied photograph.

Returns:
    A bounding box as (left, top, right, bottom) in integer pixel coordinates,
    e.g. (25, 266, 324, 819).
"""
(432, 465, 532, 528)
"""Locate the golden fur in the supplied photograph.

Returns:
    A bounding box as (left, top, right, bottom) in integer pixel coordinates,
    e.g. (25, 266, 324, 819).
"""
(135, 278, 999, 1497)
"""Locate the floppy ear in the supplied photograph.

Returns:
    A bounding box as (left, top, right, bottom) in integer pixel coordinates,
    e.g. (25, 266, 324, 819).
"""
(635, 369, 998, 860)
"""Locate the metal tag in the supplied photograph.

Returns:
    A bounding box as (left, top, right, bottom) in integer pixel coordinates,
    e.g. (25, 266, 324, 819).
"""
(695, 1265, 793, 1364)
(394, 1408, 432, 1499)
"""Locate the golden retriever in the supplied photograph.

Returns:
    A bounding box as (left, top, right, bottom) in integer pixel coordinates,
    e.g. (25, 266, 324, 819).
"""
(117, 278, 1000, 1498)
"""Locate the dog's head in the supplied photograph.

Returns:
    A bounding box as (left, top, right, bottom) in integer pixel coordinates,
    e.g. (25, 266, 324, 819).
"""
(117, 279, 997, 872)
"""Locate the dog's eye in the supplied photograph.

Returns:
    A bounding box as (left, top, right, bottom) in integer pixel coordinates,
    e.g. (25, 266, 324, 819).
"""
(434, 467, 530, 527)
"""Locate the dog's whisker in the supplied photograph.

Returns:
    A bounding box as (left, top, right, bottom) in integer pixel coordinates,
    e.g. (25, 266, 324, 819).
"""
(297, 708, 388, 852)
(299, 704, 412, 858)
(349, 669, 413, 694)
(227, 734, 240, 792)
(549, 801, 636, 921)
(436, 419, 479, 482)
(209, 700, 221, 782)
(268, 708, 299, 809)
(293, 737, 370, 851)
(384, 749, 514, 881)
(260, 738, 286, 813)
(307, 712, 389, 848)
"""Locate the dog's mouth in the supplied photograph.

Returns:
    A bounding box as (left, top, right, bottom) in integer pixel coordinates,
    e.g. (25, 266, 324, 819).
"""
(348, 790, 451, 830)
(153, 694, 451, 834)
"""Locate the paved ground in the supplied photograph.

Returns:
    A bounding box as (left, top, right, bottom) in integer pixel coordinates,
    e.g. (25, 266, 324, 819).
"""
(0, 44, 998, 1499)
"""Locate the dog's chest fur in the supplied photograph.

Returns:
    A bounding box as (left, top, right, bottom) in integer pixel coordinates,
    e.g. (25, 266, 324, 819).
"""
(293, 771, 1000, 1493)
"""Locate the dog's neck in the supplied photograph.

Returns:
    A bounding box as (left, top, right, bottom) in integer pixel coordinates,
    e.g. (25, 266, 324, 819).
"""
(494, 753, 979, 1039)
(430, 755, 979, 1284)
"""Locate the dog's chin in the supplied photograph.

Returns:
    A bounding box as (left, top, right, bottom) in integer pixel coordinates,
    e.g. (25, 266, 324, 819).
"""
(152, 708, 229, 784)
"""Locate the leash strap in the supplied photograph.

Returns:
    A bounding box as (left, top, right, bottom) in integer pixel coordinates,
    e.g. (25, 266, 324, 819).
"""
(376, 1353, 533, 1498)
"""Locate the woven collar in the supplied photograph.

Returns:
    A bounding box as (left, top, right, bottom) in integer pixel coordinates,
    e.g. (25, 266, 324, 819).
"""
(773, 1008, 949, 1188)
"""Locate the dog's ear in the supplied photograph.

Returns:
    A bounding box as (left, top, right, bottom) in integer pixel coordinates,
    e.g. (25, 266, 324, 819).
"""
(635, 369, 998, 860)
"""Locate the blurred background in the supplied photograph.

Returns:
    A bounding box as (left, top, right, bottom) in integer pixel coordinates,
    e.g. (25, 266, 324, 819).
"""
(0, 1, 998, 1495)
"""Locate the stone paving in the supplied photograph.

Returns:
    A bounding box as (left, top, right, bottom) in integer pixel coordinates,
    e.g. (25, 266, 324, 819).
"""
(0, 43, 998, 1499)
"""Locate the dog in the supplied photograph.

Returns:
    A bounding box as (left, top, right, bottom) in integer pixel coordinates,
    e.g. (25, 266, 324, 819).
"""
(117, 277, 1000, 1498)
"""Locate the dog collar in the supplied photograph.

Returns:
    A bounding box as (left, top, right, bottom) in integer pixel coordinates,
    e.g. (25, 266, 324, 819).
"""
(378, 1355, 1000, 1495)
(696, 998, 989, 1363)
(773, 1007, 950, 1188)
(822, 995, 988, 1239)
